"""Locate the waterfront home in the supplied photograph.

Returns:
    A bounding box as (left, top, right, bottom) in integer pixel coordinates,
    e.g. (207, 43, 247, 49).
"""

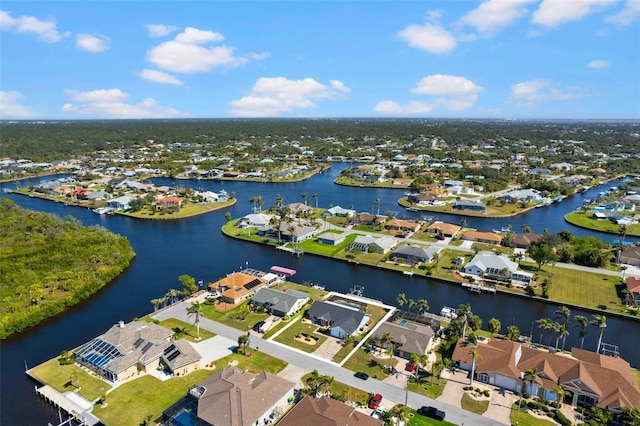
(619, 246, 640, 266)
(371, 317, 435, 360)
(384, 219, 421, 235)
(512, 232, 543, 249)
(200, 190, 228, 202)
(316, 231, 346, 245)
(278, 395, 383, 426)
(260, 222, 317, 243)
(105, 195, 136, 210)
(461, 230, 503, 245)
(427, 221, 461, 238)
(348, 212, 387, 226)
(463, 252, 532, 285)
(155, 196, 182, 211)
(164, 366, 295, 426)
(286, 202, 313, 217)
(452, 199, 486, 212)
(349, 235, 398, 254)
(390, 244, 442, 265)
(322, 205, 356, 217)
(451, 338, 640, 412)
(209, 272, 269, 305)
(239, 213, 274, 228)
(73, 320, 201, 382)
(251, 288, 310, 317)
(625, 276, 640, 307)
(498, 188, 543, 203)
(307, 301, 369, 339)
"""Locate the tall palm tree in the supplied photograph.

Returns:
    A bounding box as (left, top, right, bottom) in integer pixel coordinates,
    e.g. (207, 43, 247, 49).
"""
(416, 298, 429, 315)
(553, 384, 566, 408)
(249, 195, 257, 213)
(466, 333, 479, 385)
(374, 198, 381, 215)
(408, 299, 417, 313)
(558, 323, 570, 351)
(237, 333, 249, 355)
(381, 332, 394, 369)
(536, 318, 554, 345)
(313, 193, 319, 208)
(301, 191, 308, 205)
(186, 301, 202, 340)
(590, 314, 607, 353)
(432, 360, 445, 384)
(458, 303, 472, 338)
(409, 352, 421, 379)
(573, 315, 588, 349)
(521, 224, 532, 233)
(396, 293, 407, 308)
(275, 194, 284, 210)
(523, 368, 538, 397)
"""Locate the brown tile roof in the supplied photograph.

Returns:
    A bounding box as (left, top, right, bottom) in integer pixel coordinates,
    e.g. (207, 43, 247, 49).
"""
(427, 221, 461, 236)
(462, 230, 503, 243)
(277, 396, 383, 426)
(626, 276, 640, 293)
(513, 233, 543, 247)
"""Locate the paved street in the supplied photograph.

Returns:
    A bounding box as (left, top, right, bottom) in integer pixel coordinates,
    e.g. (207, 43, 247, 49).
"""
(154, 299, 506, 425)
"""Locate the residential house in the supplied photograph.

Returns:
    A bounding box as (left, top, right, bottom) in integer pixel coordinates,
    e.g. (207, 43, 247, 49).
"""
(625, 276, 640, 306)
(251, 288, 310, 317)
(239, 213, 274, 228)
(498, 189, 543, 203)
(452, 200, 486, 212)
(261, 222, 317, 243)
(462, 230, 503, 245)
(323, 206, 356, 217)
(512, 233, 543, 249)
(349, 235, 397, 254)
(155, 196, 182, 211)
(277, 395, 383, 426)
(451, 338, 640, 412)
(316, 231, 346, 245)
(372, 318, 435, 360)
(442, 180, 464, 193)
(165, 366, 295, 426)
(407, 192, 445, 206)
(106, 195, 136, 210)
(209, 272, 269, 305)
(427, 221, 462, 238)
(619, 245, 640, 266)
(384, 219, 421, 236)
(390, 245, 442, 264)
(348, 213, 387, 226)
(201, 190, 228, 202)
(286, 202, 313, 217)
(463, 252, 532, 285)
(307, 301, 369, 339)
(73, 320, 201, 382)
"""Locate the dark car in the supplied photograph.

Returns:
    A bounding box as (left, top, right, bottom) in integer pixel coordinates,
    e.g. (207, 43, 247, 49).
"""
(354, 371, 369, 380)
(417, 406, 445, 421)
(252, 320, 266, 333)
(368, 393, 383, 409)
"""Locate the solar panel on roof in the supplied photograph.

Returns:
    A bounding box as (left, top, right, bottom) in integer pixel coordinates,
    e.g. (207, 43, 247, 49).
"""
(166, 350, 180, 362)
(244, 278, 262, 290)
(164, 344, 176, 355)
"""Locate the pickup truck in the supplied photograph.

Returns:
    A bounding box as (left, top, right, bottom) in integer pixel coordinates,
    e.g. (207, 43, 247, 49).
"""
(417, 405, 446, 421)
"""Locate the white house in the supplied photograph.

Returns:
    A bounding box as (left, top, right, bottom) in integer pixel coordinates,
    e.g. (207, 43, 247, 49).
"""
(349, 235, 397, 254)
(240, 213, 274, 228)
(323, 206, 356, 217)
(463, 252, 532, 285)
(106, 195, 136, 210)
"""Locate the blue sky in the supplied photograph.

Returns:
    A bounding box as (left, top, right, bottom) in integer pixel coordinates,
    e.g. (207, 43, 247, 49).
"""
(1, 1, 639, 120)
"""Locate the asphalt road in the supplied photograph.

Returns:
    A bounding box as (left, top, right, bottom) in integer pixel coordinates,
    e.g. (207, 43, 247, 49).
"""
(154, 300, 503, 426)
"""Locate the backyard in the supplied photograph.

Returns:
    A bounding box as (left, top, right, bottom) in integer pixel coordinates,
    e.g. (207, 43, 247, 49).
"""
(30, 358, 111, 402)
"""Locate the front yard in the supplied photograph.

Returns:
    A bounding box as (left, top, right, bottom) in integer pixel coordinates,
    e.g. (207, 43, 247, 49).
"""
(273, 319, 328, 353)
(342, 347, 397, 380)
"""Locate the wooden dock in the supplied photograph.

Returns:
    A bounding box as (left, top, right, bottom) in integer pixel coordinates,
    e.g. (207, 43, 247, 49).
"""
(275, 245, 304, 256)
(462, 283, 496, 294)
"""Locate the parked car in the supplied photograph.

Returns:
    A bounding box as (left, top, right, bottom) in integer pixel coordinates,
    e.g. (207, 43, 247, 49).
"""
(405, 363, 416, 372)
(354, 371, 369, 380)
(368, 393, 383, 409)
(252, 320, 266, 333)
(370, 408, 384, 419)
(417, 405, 446, 421)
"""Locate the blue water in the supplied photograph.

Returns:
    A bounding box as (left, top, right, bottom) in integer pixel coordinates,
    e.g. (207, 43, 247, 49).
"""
(1, 168, 638, 425)
(399, 320, 407, 326)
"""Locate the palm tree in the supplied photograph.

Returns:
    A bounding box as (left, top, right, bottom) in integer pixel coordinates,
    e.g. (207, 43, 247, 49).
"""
(558, 323, 570, 351)
(523, 368, 538, 397)
(573, 315, 588, 349)
(590, 314, 607, 353)
(237, 333, 249, 355)
(408, 299, 417, 313)
(460, 218, 467, 229)
(249, 195, 257, 213)
(388, 404, 407, 425)
(186, 301, 202, 340)
(301, 191, 308, 205)
(313, 193, 319, 208)
(537, 318, 554, 345)
(275, 194, 284, 210)
(409, 352, 421, 379)
(466, 333, 479, 385)
(150, 298, 162, 312)
(553, 384, 566, 408)
(458, 303, 472, 338)
(374, 198, 381, 215)
(396, 293, 407, 308)
(555, 306, 571, 349)
(381, 332, 394, 369)
(416, 298, 429, 315)
(488, 318, 501, 337)
(521, 224, 532, 233)
(432, 360, 445, 384)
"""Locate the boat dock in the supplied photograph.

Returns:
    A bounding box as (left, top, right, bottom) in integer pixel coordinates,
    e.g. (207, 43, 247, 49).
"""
(35, 384, 101, 425)
(275, 245, 304, 256)
(462, 283, 496, 294)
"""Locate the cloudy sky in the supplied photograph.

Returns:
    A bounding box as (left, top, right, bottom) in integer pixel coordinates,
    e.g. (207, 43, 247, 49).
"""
(1, 1, 638, 120)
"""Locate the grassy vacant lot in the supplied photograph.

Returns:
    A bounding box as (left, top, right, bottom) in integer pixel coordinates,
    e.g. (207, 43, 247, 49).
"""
(201, 300, 268, 332)
(30, 358, 111, 402)
(460, 392, 489, 414)
(273, 319, 328, 353)
(509, 407, 557, 426)
(151, 318, 216, 342)
(342, 348, 397, 380)
(273, 281, 328, 301)
(124, 200, 235, 220)
(407, 378, 446, 400)
(565, 211, 640, 236)
(300, 372, 371, 406)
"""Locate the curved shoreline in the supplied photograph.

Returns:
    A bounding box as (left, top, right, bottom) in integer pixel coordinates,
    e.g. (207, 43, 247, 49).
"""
(564, 212, 640, 237)
(221, 224, 640, 323)
(396, 197, 539, 219)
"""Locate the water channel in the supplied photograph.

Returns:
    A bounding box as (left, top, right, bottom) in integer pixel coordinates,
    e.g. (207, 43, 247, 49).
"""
(1, 165, 638, 425)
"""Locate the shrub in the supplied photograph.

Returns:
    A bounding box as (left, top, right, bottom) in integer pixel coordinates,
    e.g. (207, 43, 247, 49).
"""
(527, 400, 540, 410)
(482, 390, 491, 397)
(463, 386, 474, 391)
(554, 409, 572, 426)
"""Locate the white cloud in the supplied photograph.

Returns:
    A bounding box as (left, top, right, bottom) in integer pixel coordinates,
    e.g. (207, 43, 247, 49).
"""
(375, 74, 483, 115)
(587, 59, 610, 69)
(0, 9, 69, 42)
(137, 69, 184, 86)
(0, 90, 35, 118)
(229, 77, 351, 117)
(532, 0, 617, 28)
(605, 0, 640, 25)
(458, 0, 537, 36)
(146, 24, 178, 37)
(510, 80, 575, 107)
(147, 26, 267, 73)
(398, 22, 457, 54)
(62, 88, 188, 118)
(76, 33, 110, 53)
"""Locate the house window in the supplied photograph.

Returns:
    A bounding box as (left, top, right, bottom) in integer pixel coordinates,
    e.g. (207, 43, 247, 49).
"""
(479, 373, 489, 383)
(577, 394, 596, 408)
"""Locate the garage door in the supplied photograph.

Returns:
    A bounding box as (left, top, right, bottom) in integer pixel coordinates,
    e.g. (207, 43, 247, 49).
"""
(495, 375, 517, 391)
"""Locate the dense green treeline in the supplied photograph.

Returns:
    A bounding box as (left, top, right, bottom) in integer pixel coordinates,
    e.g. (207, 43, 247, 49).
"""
(0, 198, 136, 338)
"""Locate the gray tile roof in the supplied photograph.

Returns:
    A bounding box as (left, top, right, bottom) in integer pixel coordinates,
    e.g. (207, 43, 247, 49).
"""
(251, 288, 310, 316)
(308, 301, 366, 336)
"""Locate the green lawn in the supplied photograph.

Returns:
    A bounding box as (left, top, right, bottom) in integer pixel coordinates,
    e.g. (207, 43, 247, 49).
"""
(151, 318, 216, 342)
(407, 410, 457, 426)
(214, 351, 288, 374)
(273, 319, 328, 353)
(341, 348, 397, 380)
(565, 211, 640, 236)
(200, 300, 269, 332)
(124, 200, 235, 220)
(509, 407, 557, 426)
(30, 358, 111, 402)
(272, 281, 328, 301)
(300, 373, 371, 406)
(460, 392, 489, 415)
(407, 378, 446, 400)
(298, 233, 358, 256)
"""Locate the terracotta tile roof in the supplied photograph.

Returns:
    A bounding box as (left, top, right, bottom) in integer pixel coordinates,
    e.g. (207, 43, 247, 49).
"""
(462, 230, 503, 243)
(625, 276, 640, 293)
(427, 221, 461, 235)
(278, 396, 383, 426)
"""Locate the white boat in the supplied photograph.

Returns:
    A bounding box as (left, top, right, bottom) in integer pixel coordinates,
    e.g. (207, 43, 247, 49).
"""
(440, 306, 458, 319)
(92, 207, 109, 215)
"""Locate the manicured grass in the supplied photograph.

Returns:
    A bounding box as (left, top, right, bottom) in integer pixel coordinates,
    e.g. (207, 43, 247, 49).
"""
(124, 200, 235, 219)
(332, 340, 359, 363)
(300, 373, 371, 406)
(509, 407, 557, 426)
(273, 281, 328, 301)
(460, 392, 490, 414)
(565, 211, 640, 236)
(299, 233, 358, 256)
(152, 318, 216, 342)
(200, 300, 269, 332)
(30, 358, 111, 402)
(407, 410, 457, 425)
(471, 242, 513, 255)
(407, 378, 446, 399)
(273, 319, 328, 353)
(214, 351, 288, 374)
(342, 348, 397, 380)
